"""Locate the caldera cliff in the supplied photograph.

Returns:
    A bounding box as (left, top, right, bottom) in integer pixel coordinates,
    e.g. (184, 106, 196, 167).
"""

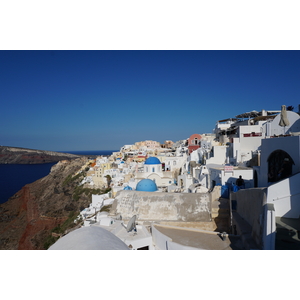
(0, 157, 108, 250)
(0, 146, 80, 164)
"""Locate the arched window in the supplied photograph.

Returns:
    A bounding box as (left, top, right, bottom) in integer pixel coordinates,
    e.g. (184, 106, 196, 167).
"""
(267, 150, 294, 182)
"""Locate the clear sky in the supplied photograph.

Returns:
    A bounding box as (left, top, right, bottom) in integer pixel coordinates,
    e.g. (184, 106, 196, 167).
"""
(1, 50, 300, 151)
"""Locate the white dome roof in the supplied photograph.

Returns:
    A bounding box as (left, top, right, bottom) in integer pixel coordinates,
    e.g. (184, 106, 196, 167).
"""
(48, 226, 129, 250)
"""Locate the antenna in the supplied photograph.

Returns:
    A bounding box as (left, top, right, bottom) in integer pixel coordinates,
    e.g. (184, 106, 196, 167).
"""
(121, 215, 137, 233)
(126, 215, 137, 232)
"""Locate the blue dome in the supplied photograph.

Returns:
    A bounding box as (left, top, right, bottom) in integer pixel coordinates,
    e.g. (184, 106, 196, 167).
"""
(145, 157, 161, 165)
(123, 185, 132, 190)
(136, 179, 158, 192)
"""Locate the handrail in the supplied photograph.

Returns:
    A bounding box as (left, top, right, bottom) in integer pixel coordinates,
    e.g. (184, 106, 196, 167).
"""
(272, 191, 300, 201)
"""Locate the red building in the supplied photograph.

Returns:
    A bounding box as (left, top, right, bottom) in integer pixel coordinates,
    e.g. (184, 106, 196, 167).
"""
(188, 133, 202, 154)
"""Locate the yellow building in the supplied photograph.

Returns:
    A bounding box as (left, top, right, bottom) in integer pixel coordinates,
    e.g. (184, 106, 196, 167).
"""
(93, 162, 113, 187)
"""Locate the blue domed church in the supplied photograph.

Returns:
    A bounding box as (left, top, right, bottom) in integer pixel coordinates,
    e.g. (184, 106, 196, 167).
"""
(134, 156, 174, 190)
(144, 156, 162, 173)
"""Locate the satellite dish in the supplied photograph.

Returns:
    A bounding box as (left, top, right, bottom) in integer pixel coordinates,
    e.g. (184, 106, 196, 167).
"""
(123, 215, 137, 233)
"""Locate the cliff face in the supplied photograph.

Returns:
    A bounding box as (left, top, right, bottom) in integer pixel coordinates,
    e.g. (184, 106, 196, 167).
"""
(0, 157, 93, 250)
(0, 146, 80, 164)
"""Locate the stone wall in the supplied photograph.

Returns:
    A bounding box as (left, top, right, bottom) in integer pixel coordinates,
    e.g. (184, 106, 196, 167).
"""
(109, 190, 211, 222)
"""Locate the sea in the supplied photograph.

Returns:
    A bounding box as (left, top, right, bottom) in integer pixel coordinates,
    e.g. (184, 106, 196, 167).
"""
(0, 150, 117, 204)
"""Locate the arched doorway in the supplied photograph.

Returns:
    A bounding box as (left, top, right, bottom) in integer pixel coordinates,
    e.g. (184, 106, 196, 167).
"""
(180, 179, 184, 188)
(267, 150, 294, 183)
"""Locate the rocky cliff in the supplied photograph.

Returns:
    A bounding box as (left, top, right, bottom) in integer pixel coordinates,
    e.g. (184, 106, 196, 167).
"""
(0, 157, 107, 250)
(0, 146, 80, 164)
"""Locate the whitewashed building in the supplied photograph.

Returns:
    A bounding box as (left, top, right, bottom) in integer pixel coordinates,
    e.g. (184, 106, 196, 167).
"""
(134, 156, 175, 188)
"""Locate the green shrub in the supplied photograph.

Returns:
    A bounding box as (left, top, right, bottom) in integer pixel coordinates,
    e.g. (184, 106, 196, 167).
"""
(100, 204, 112, 212)
(43, 235, 59, 250)
(63, 172, 85, 186)
(52, 211, 78, 235)
(72, 186, 111, 201)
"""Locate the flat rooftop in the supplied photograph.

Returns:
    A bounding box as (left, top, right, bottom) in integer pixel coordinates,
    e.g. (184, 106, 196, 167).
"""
(207, 163, 252, 171)
(95, 221, 151, 245)
(153, 224, 243, 250)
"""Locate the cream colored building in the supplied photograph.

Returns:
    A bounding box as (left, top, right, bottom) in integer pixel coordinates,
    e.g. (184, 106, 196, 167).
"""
(93, 162, 113, 187)
(145, 140, 161, 149)
(133, 140, 161, 150)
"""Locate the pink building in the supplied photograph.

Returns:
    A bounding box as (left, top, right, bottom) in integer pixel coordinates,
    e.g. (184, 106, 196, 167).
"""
(188, 134, 202, 154)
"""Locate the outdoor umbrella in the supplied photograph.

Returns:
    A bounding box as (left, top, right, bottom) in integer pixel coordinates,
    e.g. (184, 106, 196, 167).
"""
(279, 105, 290, 127)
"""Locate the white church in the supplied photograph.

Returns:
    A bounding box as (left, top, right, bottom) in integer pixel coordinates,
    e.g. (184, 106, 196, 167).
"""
(134, 156, 175, 189)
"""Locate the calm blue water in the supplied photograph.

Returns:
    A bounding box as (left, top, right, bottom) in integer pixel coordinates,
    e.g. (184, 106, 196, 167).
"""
(0, 163, 56, 204)
(0, 150, 117, 204)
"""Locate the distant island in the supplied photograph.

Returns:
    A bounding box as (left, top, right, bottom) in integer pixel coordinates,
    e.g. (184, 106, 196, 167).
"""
(0, 146, 81, 164)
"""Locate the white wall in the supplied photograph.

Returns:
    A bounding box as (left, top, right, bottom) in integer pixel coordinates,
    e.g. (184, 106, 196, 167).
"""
(234, 136, 263, 164)
(228, 125, 265, 164)
(209, 167, 253, 187)
(239, 124, 263, 136)
(267, 172, 300, 218)
(206, 146, 227, 165)
(177, 173, 194, 190)
(269, 111, 300, 136)
(92, 194, 105, 208)
(190, 149, 202, 163)
(259, 136, 300, 187)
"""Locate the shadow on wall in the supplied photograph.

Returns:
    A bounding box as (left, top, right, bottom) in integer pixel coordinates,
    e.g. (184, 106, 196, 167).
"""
(267, 172, 300, 219)
(288, 173, 300, 219)
(230, 188, 268, 249)
(220, 177, 252, 199)
(287, 118, 300, 134)
(275, 217, 300, 250)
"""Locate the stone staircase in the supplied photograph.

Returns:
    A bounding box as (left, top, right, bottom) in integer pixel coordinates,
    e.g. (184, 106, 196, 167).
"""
(211, 197, 231, 233)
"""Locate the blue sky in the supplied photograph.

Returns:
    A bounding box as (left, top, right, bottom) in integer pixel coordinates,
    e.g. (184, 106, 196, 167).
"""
(1, 50, 300, 151)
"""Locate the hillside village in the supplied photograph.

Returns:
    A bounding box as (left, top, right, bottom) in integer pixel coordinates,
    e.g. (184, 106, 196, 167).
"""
(49, 105, 300, 250)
